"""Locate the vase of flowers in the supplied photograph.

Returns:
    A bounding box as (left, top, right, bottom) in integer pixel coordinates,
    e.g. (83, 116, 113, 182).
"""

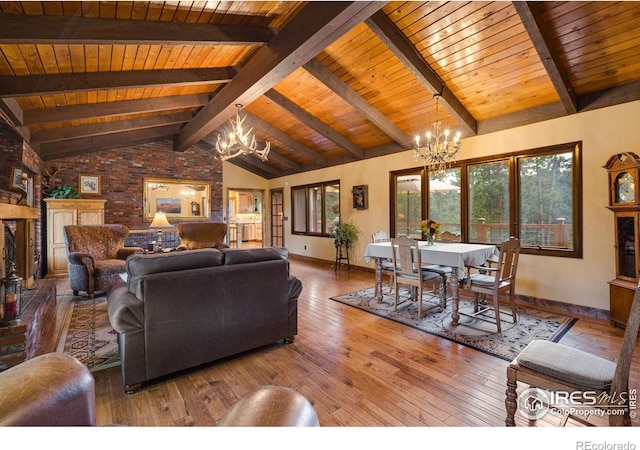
(420, 219, 441, 245)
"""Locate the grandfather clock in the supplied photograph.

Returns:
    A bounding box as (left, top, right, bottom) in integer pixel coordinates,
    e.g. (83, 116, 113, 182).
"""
(604, 152, 640, 328)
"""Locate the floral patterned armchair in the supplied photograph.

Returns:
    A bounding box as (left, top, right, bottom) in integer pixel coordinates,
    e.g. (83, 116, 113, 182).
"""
(63, 224, 142, 298)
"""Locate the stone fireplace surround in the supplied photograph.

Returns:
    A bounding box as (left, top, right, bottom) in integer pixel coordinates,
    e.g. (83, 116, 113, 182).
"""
(0, 203, 56, 371)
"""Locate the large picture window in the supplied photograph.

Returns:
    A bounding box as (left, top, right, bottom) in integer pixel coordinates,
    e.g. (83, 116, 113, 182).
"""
(390, 142, 582, 258)
(292, 180, 340, 237)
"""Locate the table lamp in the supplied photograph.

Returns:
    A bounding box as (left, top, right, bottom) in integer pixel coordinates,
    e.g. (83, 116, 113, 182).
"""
(150, 211, 172, 251)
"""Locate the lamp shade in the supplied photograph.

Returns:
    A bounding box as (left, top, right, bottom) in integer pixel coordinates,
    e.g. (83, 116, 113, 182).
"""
(150, 211, 171, 228)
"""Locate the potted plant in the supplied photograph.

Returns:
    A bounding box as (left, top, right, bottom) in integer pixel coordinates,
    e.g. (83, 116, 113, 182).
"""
(48, 184, 82, 199)
(331, 220, 361, 249)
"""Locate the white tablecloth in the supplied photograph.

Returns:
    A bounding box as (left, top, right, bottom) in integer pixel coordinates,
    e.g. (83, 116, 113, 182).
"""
(364, 241, 498, 277)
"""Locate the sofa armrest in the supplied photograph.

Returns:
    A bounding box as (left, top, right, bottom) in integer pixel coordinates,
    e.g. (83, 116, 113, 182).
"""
(0, 353, 96, 426)
(107, 280, 144, 333)
(68, 251, 96, 271)
(117, 247, 143, 259)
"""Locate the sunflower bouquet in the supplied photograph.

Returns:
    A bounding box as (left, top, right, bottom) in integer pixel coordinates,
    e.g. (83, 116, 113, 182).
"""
(420, 219, 441, 244)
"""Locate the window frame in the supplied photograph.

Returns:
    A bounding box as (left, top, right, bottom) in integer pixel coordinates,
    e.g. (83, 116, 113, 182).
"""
(390, 142, 582, 258)
(291, 179, 340, 237)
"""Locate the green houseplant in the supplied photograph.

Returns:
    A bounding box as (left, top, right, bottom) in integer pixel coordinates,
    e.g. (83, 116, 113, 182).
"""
(331, 220, 361, 248)
(48, 184, 81, 199)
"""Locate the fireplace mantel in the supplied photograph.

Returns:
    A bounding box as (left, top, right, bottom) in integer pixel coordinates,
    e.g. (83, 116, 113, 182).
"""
(0, 203, 39, 220)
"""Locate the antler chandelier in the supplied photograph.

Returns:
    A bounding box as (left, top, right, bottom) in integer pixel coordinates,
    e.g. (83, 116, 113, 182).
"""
(215, 104, 270, 161)
(413, 94, 461, 173)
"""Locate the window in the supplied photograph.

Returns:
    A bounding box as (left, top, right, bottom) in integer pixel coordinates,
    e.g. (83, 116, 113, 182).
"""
(390, 142, 582, 257)
(468, 161, 510, 244)
(292, 180, 340, 236)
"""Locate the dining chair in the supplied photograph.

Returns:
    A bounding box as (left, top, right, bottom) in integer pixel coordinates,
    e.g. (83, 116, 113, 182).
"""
(372, 231, 395, 294)
(505, 277, 640, 427)
(390, 236, 442, 318)
(462, 236, 521, 333)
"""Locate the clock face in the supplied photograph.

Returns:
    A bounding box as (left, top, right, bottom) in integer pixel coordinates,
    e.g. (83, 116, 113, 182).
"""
(615, 171, 635, 203)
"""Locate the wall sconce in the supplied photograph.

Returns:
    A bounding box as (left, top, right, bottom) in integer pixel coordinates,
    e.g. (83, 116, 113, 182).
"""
(1, 262, 22, 326)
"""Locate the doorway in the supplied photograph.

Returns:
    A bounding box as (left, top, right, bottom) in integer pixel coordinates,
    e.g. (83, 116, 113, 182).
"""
(227, 189, 264, 248)
(270, 189, 284, 247)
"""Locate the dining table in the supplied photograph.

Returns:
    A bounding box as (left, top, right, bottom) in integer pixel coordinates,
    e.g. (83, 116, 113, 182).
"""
(363, 240, 498, 327)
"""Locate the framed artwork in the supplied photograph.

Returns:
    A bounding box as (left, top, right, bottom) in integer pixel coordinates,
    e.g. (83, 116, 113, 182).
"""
(11, 167, 22, 189)
(156, 198, 182, 215)
(352, 185, 368, 210)
(79, 174, 101, 195)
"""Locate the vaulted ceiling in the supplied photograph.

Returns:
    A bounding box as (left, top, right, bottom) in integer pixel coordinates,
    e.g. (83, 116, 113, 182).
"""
(1, 1, 639, 179)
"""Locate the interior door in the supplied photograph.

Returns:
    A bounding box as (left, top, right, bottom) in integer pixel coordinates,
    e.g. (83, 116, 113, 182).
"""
(270, 189, 284, 247)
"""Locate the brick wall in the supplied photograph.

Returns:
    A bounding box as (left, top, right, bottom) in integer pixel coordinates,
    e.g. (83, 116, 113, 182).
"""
(45, 140, 224, 229)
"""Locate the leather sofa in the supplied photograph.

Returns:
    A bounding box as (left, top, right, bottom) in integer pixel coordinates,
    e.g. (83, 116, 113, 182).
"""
(0, 354, 318, 426)
(107, 247, 302, 393)
(64, 224, 142, 298)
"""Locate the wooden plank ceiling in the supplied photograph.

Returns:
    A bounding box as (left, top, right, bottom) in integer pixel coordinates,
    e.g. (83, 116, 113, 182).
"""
(1, 1, 639, 179)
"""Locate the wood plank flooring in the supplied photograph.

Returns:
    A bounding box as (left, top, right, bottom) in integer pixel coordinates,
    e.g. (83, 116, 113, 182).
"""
(48, 256, 639, 430)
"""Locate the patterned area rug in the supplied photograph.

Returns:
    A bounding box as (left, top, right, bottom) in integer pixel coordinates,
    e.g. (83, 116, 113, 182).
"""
(330, 286, 578, 361)
(56, 297, 120, 372)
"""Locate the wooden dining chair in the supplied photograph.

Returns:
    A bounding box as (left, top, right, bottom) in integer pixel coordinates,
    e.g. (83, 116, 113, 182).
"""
(372, 231, 395, 294)
(505, 278, 640, 426)
(424, 231, 462, 299)
(390, 236, 442, 318)
(462, 236, 521, 333)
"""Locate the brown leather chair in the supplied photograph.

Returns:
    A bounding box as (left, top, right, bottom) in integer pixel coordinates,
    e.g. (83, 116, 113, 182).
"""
(176, 222, 229, 250)
(0, 353, 96, 426)
(218, 385, 320, 426)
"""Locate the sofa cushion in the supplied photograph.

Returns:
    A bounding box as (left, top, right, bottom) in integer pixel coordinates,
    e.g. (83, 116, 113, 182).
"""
(223, 247, 288, 265)
(126, 248, 224, 298)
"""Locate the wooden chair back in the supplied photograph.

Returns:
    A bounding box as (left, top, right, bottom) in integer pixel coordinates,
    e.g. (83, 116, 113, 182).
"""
(438, 231, 461, 242)
(372, 230, 390, 243)
(610, 280, 640, 425)
(391, 236, 421, 277)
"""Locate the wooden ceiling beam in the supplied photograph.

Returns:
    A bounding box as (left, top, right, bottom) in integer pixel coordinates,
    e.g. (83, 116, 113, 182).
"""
(30, 112, 194, 144)
(22, 94, 209, 126)
(514, 2, 577, 115)
(303, 58, 414, 149)
(39, 124, 182, 160)
(0, 14, 275, 46)
(265, 89, 364, 160)
(0, 68, 235, 97)
(175, 1, 384, 152)
(242, 113, 329, 165)
(366, 11, 477, 137)
(226, 157, 279, 180)
(479, 80, 640, 135)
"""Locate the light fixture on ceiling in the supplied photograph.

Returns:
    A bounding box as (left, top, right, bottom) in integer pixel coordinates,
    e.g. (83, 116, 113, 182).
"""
(413, 93, 461, 173)
(215, 104, 270, 162)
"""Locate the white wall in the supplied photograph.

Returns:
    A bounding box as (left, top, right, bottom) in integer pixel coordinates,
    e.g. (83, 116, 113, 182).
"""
(224, 101, 640, 311)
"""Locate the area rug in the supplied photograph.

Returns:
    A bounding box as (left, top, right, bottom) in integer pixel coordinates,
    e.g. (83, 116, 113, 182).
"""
(56, 297, 120, 372)
(330, 287, 578, 361)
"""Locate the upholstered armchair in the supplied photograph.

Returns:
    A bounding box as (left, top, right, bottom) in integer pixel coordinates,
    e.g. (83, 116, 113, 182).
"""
(64, 224, 142, 299)
(176, 222, 229, 251)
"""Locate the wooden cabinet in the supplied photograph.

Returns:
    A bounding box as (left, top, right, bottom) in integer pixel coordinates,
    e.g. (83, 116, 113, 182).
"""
(238, 193, 254, 213)
(44, 199, 105, 277)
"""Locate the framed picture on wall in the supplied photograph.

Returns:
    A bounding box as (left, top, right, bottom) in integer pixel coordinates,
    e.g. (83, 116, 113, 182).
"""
(11, 167, 22, 189)
(352, 185, 368, 210)
(79, 174, 101, 195)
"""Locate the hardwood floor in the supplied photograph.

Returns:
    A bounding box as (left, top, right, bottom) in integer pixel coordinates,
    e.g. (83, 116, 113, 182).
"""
(48, 256, 639, 430)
